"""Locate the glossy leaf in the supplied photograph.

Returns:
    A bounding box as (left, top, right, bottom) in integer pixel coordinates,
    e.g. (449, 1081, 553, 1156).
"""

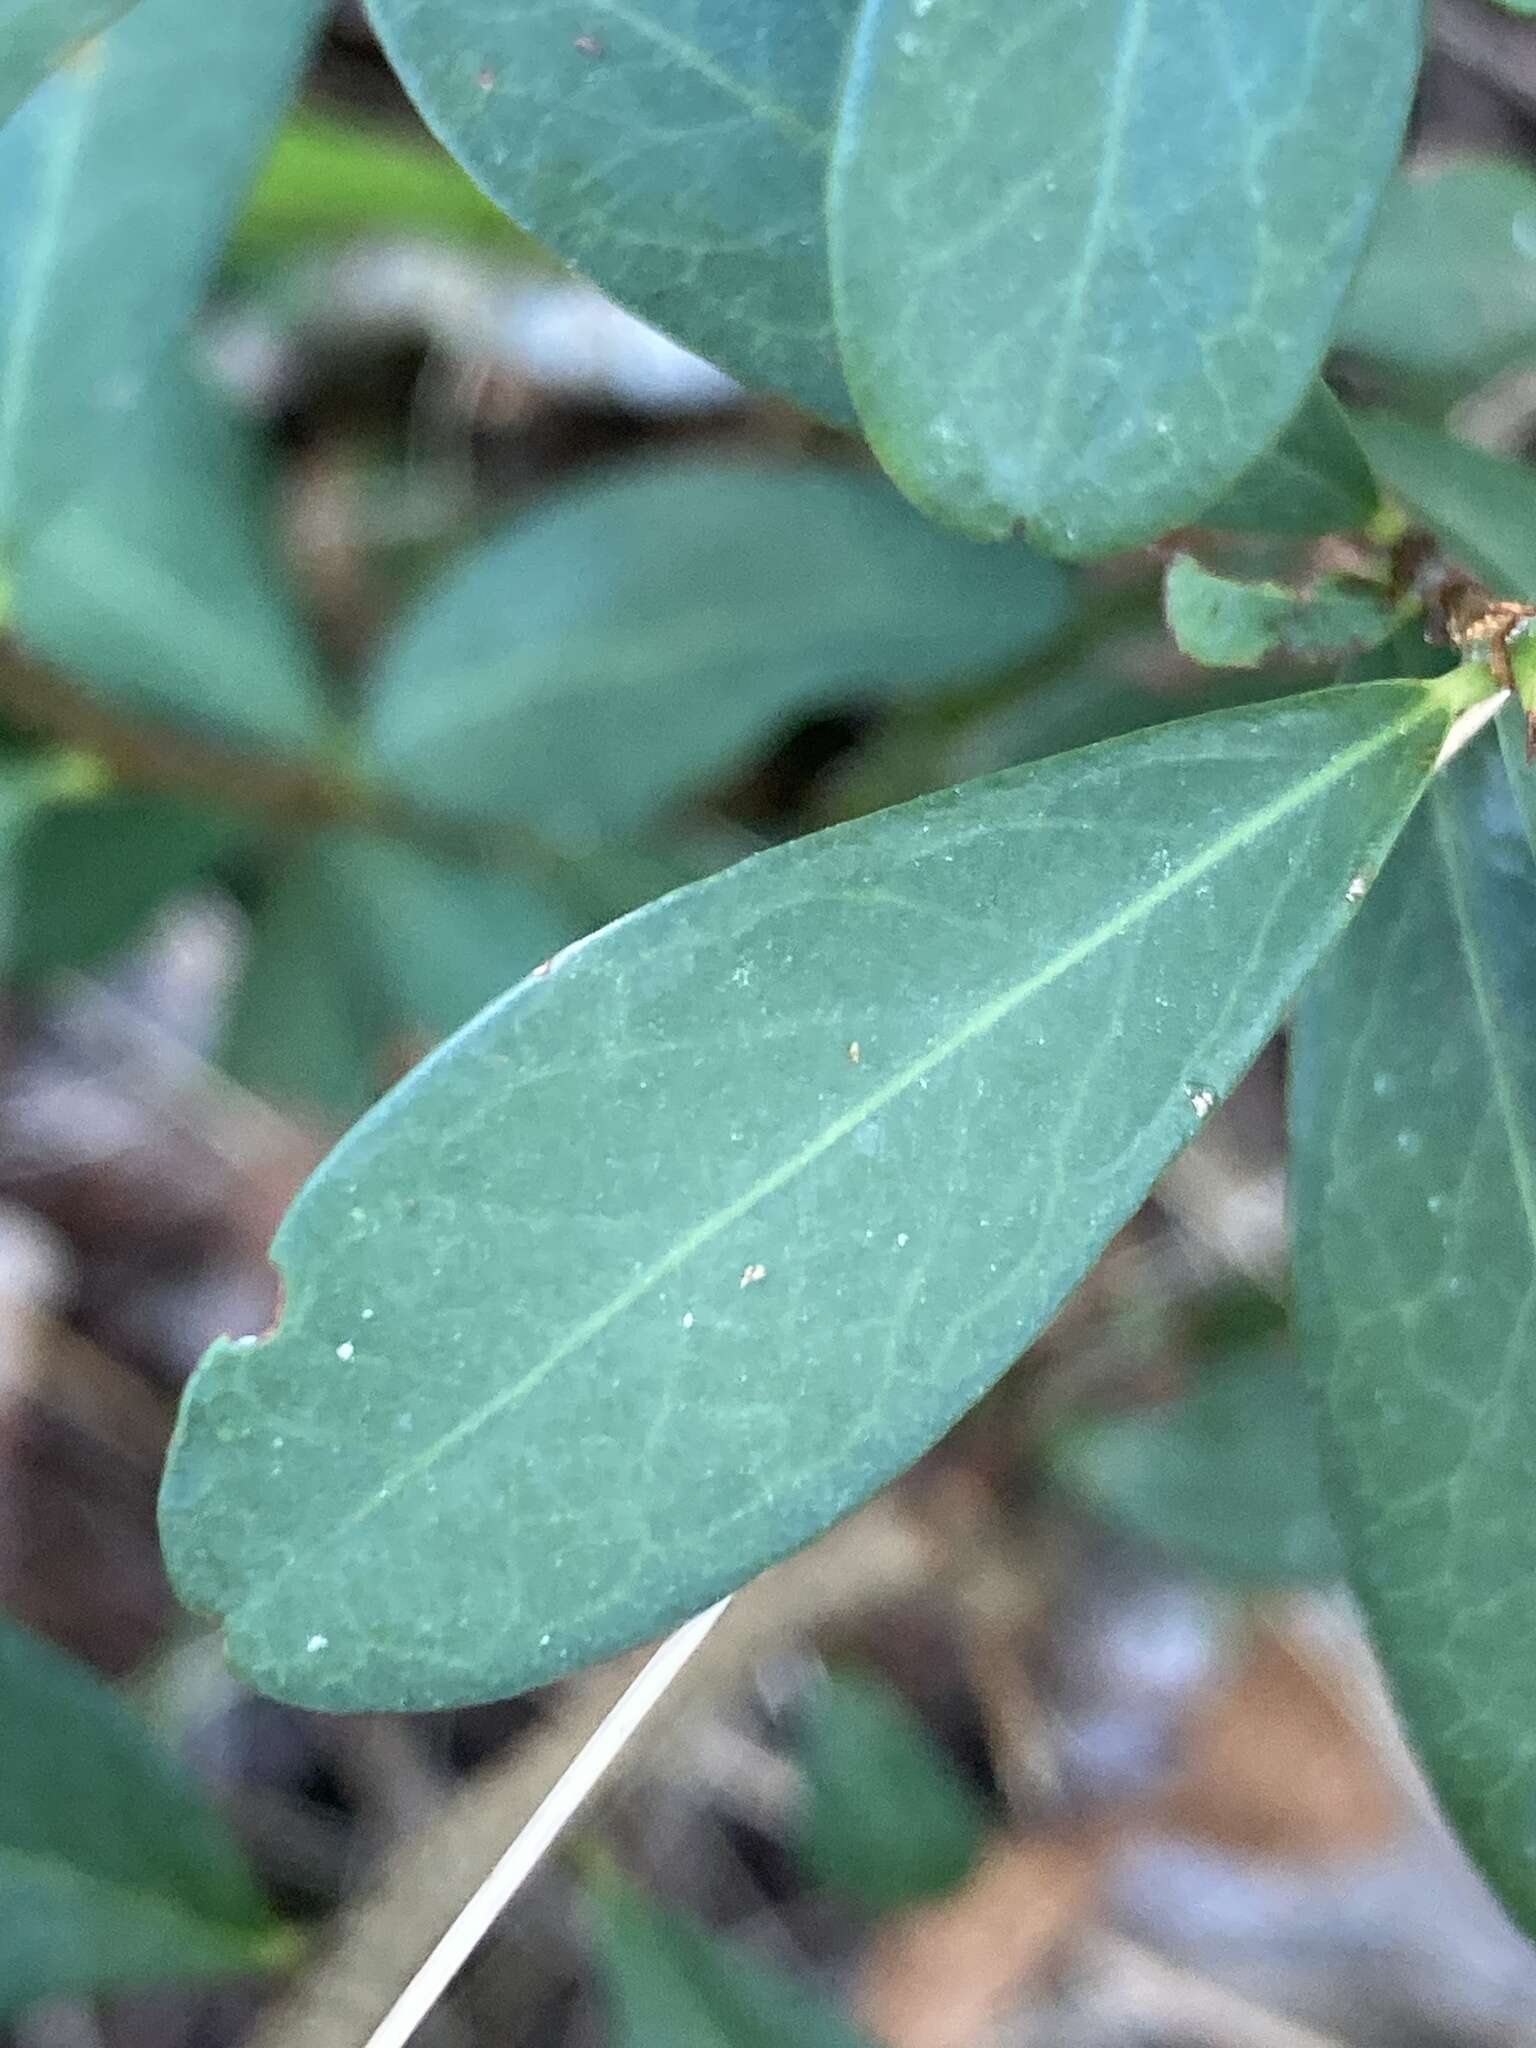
(12, 364, 331, 754)
(0, 1611, 286, 2014)
(798, 1668, 987, 1911)
(590, 1876, 876, 2048)
(0, 0, 325, 548)
(162, 678, 1464, 1711)
(1164, 556, 1393, 671)
(0, 0, 135, 124)
(364, 0, 855, 422)
(827, 3, 1418, 552)
(1200, 386, 1379, 538)
(1292, 732, 1536, 1936)
(1339, 158, 1536, 384)
(1050, 1349, 1345, 1584)
(366, 458, 1075, 838)
(223, 844, 386, 1125)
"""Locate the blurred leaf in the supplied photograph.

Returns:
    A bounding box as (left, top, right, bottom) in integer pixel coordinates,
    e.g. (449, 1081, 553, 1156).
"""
(11, 785, 234, 980)
(0, 1611, 287, 2015)
(1051, 1350, 1345, 1584)
(364, 0, 855, 422)
(1293, 731, 1536, 1938)
(160, 679, 1464, 1710)
(1164, 556, 1393, 671)
(366, 458, 1076, 839)
(827, 7, 1417, 550)
(1349, 412, 1536, 596)
(234, 110, 549, 269)
(1200, 385, 1381, 538)
(0, 0, 325, 548)
(12, 362, 331, 754)
(0, 0, 135, 124)
(223, 842, 385, 1124)
(332, 835, 580, 1041)
(589, 1874, 877, 2048)
(799, 1669, 987, 1912)
(1339, 159, 1536, 384)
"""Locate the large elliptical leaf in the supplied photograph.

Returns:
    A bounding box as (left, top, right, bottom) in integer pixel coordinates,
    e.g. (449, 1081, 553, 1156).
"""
(0, 0, 325, 548)
(365, 457, 1075, 838)
(0, 0, 136, 124)
(1293, 733, 1536, 1937)
(0, 1613, 284, 2013)
(363, 0, 856, 422)
(827, 0, 1419, 552)
(163, 679, 1464, 1712)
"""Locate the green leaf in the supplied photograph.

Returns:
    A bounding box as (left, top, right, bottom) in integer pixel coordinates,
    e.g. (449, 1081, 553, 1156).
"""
(1349, 412, 1536, 597)
(589, 1875, 877, 2048)
(11, 785, 234, 981)
(1200, 386, 1380, 538)
(11, 363, 331, 755)
(0, 0, 135, 125)
(0, 1611, 287, 2014)
(1292, 730, 1536, 1938)
(1339, 159, 1536, 385)
(1164, 556, 1394, 671)
(363, 0, 855, 422)
(366, 458, 1075, 838)
(327, 835, 580, 1041)
(1050, 1348, 1345, 1585)
(798, 1668, 987, 1912)
(161, 677, 1464, 1711)
(827, 4, 1419, 552)
(233, 110, 549, 270)
(0, 0, 325, 549)
(223, 843, 388, 1125)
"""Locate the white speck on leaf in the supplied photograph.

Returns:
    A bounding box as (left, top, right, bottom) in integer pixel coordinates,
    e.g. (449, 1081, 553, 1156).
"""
(336, 1340, 355, 1361)
(740, 1263, 768, 1289)
(682, 1311, 695, 1329)
(1346, 873, 1370, 903)
(848, 1041, 861, 1064)
(306, 1634, 328, 1654)
(1184, 1084, 1217, 1120)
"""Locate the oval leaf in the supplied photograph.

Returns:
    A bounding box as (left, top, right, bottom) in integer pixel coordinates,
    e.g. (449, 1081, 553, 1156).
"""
(163, 678, 1461, 1711)
(0, 0, 325, 548)
(589, 1875, 877, 2048)
(1292, 732, 1536, 1936)
(798, 1668, 987, 1911)
(827, 1, 1419, 551)
(0, 0, 136, 125)
(0, 1613, 286, 2014)
(363, 0, 855, 422)
(365, 458, 1075, 838)
(1050, 1348, 1345, 1585)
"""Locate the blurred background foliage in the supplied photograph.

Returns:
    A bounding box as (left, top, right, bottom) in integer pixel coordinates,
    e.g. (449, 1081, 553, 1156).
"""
(11, 4, 1536, 2047)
